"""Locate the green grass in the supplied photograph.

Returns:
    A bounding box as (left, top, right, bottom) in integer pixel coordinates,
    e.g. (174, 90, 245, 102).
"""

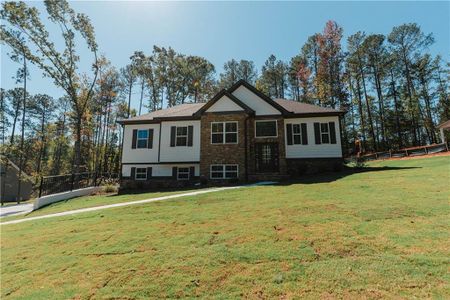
(1, 156, 449, 299)
(1, 188, 197, 222)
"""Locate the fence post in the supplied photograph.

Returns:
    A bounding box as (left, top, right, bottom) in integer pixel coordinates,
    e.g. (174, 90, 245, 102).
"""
(405, 149, 409, 156)
(424, 146, 428, 154)
(389, 150, 392, 158)
(70, 173, 75, 191)
(38, 176, 43, 198)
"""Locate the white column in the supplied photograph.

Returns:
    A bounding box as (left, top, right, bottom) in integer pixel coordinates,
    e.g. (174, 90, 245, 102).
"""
(440, 128, 445, 143)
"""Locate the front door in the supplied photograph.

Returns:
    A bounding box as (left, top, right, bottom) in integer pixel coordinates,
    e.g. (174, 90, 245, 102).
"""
(255, 143, 279, 173)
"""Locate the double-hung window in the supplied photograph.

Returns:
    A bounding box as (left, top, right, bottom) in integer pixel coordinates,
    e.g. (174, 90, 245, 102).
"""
(210, 164, 238, 179)
(177, 167, 190, 180)
(176, 126, 188, 146)
(320, 123, 330, 144)
(292, 124, 302, 144)
(211, 122, 238, 144)
(286, 123, 308, 145)
(255, 120, 277, 138)
(137, 130, 148, 148)
(135, 167, 147, 180)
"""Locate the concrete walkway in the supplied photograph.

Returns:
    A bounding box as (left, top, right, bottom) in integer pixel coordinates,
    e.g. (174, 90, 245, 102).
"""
(0, 203, 34, 218)
(1, 185, 249, 226)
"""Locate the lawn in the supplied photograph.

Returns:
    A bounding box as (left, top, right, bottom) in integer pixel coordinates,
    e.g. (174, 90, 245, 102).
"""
(1, 156, 449, 299)
(1, 188, 198, 222)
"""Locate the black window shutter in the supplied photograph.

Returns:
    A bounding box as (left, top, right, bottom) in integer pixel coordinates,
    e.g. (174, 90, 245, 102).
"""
(146, 167, 152, 180)
(286, 124, 293, 145)
(314, 123, 321, 144)
(170, 126, 176, 147)
(147, 129, 154, 149)
(132, 129, 137, 149)
(329, 122, 337, 144)
(301, 123, 308, 145)
(187, 125, 194, 147)
(172, 167, 177, 178)
(189, 166, 195, 178)
(130, 167, 136, 179)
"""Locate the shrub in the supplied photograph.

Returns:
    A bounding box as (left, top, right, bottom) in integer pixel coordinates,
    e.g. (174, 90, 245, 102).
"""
(102, 184, 118, 193)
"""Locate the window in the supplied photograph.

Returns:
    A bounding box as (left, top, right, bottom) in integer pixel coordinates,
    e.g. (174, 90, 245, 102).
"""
(175, 126, 188, 146)
(255, 120, 277, 137)
(320, 123, 330, 144)
(211, 122, 238, 144)
(293, 124, 301, 144)
(137, 130, 148, 148)
(135, 168, 147, 180)
(210, 164, 238, 179)
(177, 167, 190, 180)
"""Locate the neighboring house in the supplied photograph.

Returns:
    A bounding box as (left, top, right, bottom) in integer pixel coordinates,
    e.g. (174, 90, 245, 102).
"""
(0, 157, 33, 203)
(118, 80, 345, 189)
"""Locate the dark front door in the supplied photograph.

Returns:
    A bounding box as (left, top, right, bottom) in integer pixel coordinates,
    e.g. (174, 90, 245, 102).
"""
(255, 143, 279, 173)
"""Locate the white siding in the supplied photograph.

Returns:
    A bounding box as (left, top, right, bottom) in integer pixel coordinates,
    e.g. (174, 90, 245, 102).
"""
(231, 85, 281, 116)
(122, 124, 160, 163)
(206, 95, 244, 112)
(284, 116, 342, 158)
(122, 164, 200, 177)
(160, 120, 201, 162)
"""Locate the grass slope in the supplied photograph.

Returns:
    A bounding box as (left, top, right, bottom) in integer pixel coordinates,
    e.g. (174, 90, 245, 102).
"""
(1, 156, 449, 299)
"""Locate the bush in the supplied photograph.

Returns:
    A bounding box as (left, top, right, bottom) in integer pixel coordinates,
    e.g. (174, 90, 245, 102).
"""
(102, 184, 118, 193)
(348, 157, 367, 170)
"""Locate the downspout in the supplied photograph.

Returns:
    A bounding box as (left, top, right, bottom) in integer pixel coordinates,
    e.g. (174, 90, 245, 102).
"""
(338, 115, 345, 160)
(244, 115, 250, 182)
(157, 122, 162, 162)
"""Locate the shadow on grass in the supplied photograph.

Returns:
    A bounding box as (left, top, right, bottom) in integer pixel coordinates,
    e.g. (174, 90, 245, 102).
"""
(107, 185, 206, 197)
(279, 166, 421, 185)
(108, 166, 421, 196)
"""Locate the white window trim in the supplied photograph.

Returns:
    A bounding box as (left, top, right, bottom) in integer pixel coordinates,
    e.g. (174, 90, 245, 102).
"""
(175, 126, 188, 147)
(135, 167, 147, 180)
(320, 122, 330, 144)
(137, 129, 148, 149)
(209, 164, 239, 180)
(177, 167, 190, 180)
(210, 121, 238, 144)
(255, 120, 278, 138)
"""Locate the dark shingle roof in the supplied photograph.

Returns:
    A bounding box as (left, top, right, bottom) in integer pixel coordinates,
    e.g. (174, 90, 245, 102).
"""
(118, 95, 344, 124)
(274, 98, 344, 115)
(437, 120, 450, 129)
(118, 103, 205, 123)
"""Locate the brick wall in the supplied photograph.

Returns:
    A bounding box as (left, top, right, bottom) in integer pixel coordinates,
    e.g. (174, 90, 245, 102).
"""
(200, 112, 249, 181)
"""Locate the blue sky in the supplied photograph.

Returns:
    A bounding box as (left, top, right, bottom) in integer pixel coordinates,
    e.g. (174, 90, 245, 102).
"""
(1, 1, 449, 112)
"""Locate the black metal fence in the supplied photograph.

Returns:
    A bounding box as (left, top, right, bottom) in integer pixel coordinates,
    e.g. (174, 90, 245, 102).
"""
(38, 172, 118, 198)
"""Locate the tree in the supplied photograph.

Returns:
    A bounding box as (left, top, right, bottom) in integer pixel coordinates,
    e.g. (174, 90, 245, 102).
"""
(219, 59, 257, 88)
(1, 0, 100, 173)
(388, 23, 434, 145)
(259, 54, 288, 98)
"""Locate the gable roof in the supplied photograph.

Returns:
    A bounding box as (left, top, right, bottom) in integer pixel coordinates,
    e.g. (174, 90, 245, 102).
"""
(437, 120, 450, 129)
(228, 80, 291, 115)
(117, 80, 345, 124)
(193, 89, 255, 116)
(274, 99, 345, 116)
(117, 103, 205, 124)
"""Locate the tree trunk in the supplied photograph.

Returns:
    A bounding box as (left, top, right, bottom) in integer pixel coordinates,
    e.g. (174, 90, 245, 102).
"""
(358, 55, 377, 151)
(390, 69, 403, 148)
(16, 54, 26, 203)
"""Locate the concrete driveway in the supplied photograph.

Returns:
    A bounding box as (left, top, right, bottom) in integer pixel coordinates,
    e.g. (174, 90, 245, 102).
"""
(0, 203, 33, 218)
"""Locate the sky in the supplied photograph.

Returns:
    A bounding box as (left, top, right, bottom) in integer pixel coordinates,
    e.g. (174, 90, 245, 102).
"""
(1, 1, 449, 112)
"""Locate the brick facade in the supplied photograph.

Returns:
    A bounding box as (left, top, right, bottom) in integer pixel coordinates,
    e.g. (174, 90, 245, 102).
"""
(199, 113, 289, 183)
(200, 112, 249, 181)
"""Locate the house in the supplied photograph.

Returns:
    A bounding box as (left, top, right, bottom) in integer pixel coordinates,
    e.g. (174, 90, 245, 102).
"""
(118, 80, 345, 189)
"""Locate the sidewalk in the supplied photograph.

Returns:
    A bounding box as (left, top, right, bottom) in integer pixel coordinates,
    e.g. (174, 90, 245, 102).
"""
(0, 203, 34, 218)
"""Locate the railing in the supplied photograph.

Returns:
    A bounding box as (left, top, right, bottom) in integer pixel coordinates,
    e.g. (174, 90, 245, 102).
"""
(38, 172, 119, 198)
(360, 143, 449, 162)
